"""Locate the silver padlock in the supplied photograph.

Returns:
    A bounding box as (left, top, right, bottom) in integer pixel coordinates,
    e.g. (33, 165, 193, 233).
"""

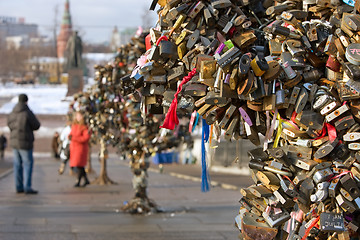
(276, 81, 285, 105)
(281, 61, 297, 79)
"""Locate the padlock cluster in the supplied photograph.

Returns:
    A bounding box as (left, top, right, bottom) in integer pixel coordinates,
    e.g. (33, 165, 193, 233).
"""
(68, 31, 192, 214)
(115, 0, 360, 238)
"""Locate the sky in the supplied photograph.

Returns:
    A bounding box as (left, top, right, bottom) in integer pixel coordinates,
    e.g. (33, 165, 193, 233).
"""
(0, 0, 158, 43)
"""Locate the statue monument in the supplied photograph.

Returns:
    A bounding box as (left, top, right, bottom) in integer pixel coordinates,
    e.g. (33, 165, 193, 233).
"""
(66, 31, 84, 96)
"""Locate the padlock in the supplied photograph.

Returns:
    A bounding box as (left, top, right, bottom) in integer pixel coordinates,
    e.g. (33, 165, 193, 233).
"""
(319, 99, 339, 116)
(319, 212, 345, 232)
(249, 77, 266, 101)
(263, 80, 276, 111)
(279, 177, 299, 198)
(314, 139, 339, 159)
(298, 178, 315, 205)
(286, 40, 305, 57)
(275, 81, 285, 106)
(186, 30, 200, 50)
(239, 54, 251, 75)
(217, 46, 241, 69)
(251, 56, 269, 77)
(312, 168, 334, 184)
(326, 55, 341, 72)
(305, 51, 324, 68)
(183, 83, 207, 97)
(294, 88, 308, 114)
(248, 185, 273, 198)
(340, 174, 360, 199)
(271, 24, 301, 39)
(158, 37, 178, 60)
(262, 208, 291, 228)
(302, 69, 321, 82)
(269, 40, 282, 56)
(298, 111, 324, 131)
(329, 178, 340, 198)
(241, 212, 278, 240)
(281, 61, 297, 80)
(310, 182, 330, 202)
(224, 115, 239, 141)
(219, 105, 237, 129)
(177, 42, 187, 60)
(335, 115, 355, 131)
(266, 4, 290, 16)
(307, 25, 318, 42)
(247, 148, 269, 162)
(325, 104, 350, 122)
(336, 194, 356, 213)
(340, 187, 354, 202)
(273, 190, 295, 208)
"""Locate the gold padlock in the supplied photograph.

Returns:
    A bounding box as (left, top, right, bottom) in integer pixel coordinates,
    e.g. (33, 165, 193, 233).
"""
(250, 58, 265, 77)
(177, 42, 187, 59)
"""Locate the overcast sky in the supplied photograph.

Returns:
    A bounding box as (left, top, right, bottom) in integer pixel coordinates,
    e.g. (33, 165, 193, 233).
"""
(0, 0, 158, 43)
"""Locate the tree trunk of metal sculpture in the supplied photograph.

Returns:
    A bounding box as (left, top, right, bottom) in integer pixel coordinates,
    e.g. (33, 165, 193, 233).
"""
(121, 153, 158, 214)
(85, 142, 95, 174)
(92, 138, 116, 185)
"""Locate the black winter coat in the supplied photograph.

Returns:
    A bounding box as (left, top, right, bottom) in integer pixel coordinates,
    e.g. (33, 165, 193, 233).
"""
(7, 102, 40, 150)
(0, 135, 7, 150)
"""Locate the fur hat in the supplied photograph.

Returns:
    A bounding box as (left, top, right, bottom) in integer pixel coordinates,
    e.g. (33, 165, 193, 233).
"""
(18, 94, 28, 103)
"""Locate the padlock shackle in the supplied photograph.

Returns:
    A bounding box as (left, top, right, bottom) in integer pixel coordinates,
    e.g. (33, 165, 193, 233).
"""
(156, 36, 169, 46)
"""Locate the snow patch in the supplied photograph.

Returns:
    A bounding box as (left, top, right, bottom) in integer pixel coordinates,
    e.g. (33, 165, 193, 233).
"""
(0, 84, 72, 115)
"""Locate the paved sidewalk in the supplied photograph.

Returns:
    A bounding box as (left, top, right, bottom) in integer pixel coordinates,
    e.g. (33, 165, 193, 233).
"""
(0, 155, 243, 240)
(152, 163, 253, 191)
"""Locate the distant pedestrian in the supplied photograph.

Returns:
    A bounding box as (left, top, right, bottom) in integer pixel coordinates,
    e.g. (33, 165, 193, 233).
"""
(7, 94, 40, 194)
(52, 132, 60, 159)
(0, 133, 7, 160)
(58, 115, 72, 175)
(69, 111, 91, 187)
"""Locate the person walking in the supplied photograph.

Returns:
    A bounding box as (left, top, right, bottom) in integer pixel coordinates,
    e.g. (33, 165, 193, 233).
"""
(58, 115, 72, 175)
(52, 132, 60, 159)
(69, 111, 91, 187)
(7, 94, 40, 194)
(0, 133, 7, 160)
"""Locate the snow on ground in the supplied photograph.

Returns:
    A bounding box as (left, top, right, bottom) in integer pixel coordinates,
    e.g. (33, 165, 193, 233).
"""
(0, 126, 64, 138)
(0, 83, 72, 115)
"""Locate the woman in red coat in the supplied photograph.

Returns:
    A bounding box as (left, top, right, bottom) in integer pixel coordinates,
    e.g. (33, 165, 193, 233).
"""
(69, 111, 91, 187)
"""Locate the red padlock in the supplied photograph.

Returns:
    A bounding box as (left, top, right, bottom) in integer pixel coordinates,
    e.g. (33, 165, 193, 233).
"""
(145, 33, 152, 51)
(326, 55, 341, 72)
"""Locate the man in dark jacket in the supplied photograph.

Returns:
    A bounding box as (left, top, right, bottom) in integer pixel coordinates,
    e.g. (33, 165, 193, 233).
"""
(7, 94, 40, 194)
(0, 133, 7, 160)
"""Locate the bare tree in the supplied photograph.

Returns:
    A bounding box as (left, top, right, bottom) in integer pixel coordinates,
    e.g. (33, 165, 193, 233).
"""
(141, 6, 154, 30)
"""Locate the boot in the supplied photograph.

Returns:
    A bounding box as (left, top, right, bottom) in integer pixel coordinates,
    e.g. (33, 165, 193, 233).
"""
(58, 163, 65, 175)
(81, 169, 90, 187)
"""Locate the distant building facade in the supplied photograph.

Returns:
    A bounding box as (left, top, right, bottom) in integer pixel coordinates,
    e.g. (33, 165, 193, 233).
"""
(26, 57, 65, 84)
(57, 0, 73, 58)
(0, 16, 39, 49)
(26, 53, 113, 84)
(0, 16, 38, 39)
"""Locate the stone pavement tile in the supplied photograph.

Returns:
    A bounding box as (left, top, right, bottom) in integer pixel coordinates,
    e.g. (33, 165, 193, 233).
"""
(0, 224, 70, 233)
(158, 223, 234, 232)
(15, 218, 46, 225)
(188, 205, 239, 224)
(71, 223, 162, 233)
(219, 231, 242, 240)
(0, 156, 243, 238)
(77, 231, 230, 240)
(0, 233, 76, 240)
(71, 224, 120, 233)
(114, 223, 162, 233)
